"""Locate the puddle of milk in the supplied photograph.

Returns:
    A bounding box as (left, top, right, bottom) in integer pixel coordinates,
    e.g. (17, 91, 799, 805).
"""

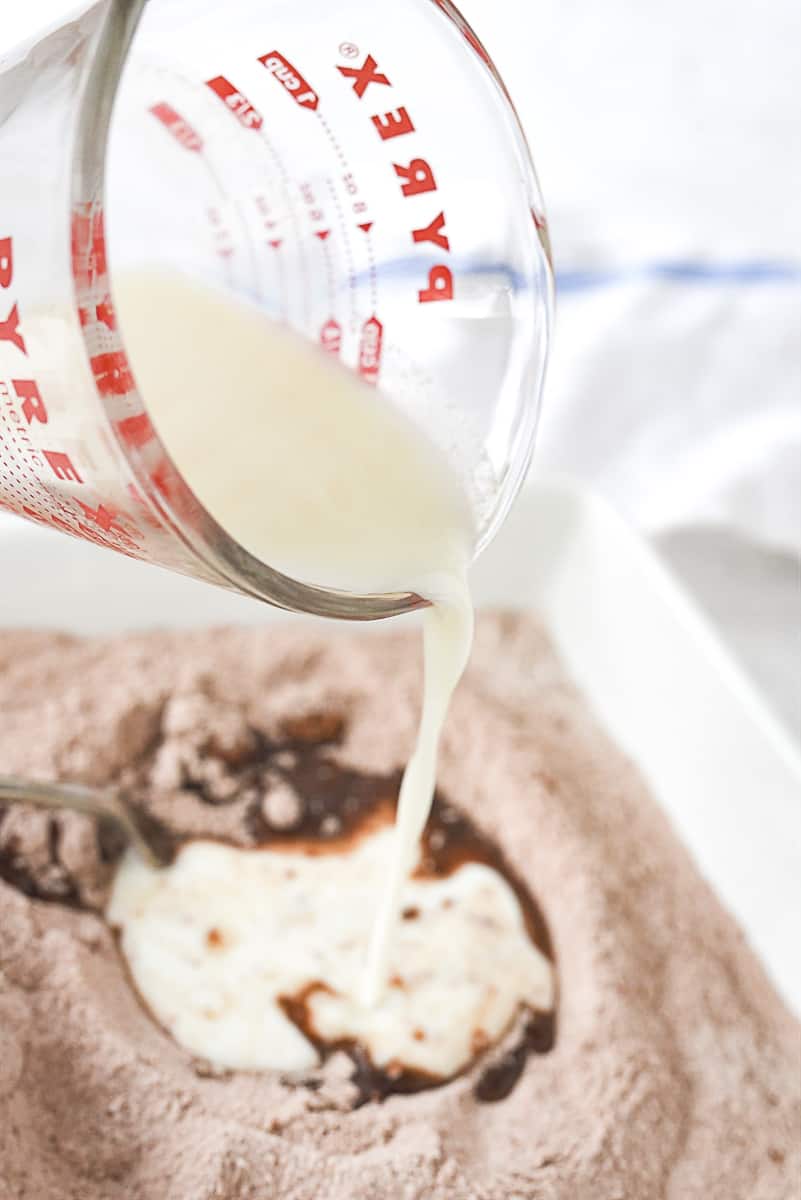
(108, 829, 554, 1076)
(113, 269, 475, 1004)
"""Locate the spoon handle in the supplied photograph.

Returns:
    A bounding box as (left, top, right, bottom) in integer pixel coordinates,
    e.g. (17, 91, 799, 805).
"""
(0, 776, 165, 868)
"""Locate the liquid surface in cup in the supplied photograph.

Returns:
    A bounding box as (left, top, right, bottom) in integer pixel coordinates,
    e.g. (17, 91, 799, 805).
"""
(113, 268, 474, 1006)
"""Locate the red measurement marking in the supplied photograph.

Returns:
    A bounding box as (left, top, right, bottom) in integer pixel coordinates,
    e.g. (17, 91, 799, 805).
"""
(315, 229, 331, 241)
(205, 76, 264, 130)
(74, 499, 139, 551)
(207, 205, 236, 259)
(87, 503, 143, 550)
(0, 236, 11, 287)
(358, 221, 373, 233)
(71, 204, 107, 288)
(149, 102, 204, 152)
(258, 51, 319, 110)
(358, 315, 383, 384)
(531, 207, 547, 232)
(22, 505, 71, 534)
(319, 318, 342, 356)
(78, 306, 91, 326)
(116, 412, 154, 449)
(95, 296, 116, 329)
(268, 238, 283, 249)
(150, 457, 178, 501)
(76, 500, 120, 534)
(90, 351, 134, 397)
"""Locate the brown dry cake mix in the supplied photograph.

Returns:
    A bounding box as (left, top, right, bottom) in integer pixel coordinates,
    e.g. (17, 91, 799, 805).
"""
(0, 614, 798, 1199)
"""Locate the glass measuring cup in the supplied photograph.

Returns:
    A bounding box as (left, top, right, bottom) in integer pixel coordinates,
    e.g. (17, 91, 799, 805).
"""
(0, 0, 552, 619)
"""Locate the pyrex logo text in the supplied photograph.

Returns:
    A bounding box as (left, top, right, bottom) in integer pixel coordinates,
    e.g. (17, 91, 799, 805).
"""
(336, 53, 454, 305)
(0, 237, 53, 438)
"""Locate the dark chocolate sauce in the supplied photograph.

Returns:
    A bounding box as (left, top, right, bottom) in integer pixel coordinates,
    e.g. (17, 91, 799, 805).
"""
(0, 811, 83, 909)
(473, 1010, 556, 1103)
(278, 980, 555, 1107)
(278, 983, 443, 1104)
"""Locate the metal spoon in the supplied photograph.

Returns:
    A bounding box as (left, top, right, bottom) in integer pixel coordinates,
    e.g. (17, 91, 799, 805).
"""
(0, 776, 172, 869)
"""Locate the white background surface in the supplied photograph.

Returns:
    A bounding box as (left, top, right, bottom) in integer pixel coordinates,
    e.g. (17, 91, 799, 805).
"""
(1, 0, 799, 733)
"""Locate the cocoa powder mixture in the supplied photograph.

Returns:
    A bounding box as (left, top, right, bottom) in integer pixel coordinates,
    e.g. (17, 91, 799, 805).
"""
(0, 614, 798, 1200)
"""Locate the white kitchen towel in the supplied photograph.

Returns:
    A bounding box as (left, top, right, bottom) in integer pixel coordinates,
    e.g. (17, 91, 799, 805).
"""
(542, 273, 800, 553)
(457, 0, 801, 553)
(365, 0, 801, 556)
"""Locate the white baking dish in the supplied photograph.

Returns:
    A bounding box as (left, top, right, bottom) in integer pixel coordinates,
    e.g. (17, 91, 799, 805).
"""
(2, 475, 800, 1014)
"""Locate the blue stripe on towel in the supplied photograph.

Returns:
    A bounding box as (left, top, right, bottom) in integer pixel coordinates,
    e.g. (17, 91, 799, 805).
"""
(557, 260, 801, 293)
(351, 257, 801, 294)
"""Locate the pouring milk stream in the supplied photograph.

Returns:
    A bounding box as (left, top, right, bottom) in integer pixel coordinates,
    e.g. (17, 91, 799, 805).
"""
(113, 268, 475, 1005)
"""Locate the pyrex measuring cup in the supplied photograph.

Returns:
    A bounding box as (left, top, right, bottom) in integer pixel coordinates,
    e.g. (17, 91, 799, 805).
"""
(0, 0, 552, 619)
